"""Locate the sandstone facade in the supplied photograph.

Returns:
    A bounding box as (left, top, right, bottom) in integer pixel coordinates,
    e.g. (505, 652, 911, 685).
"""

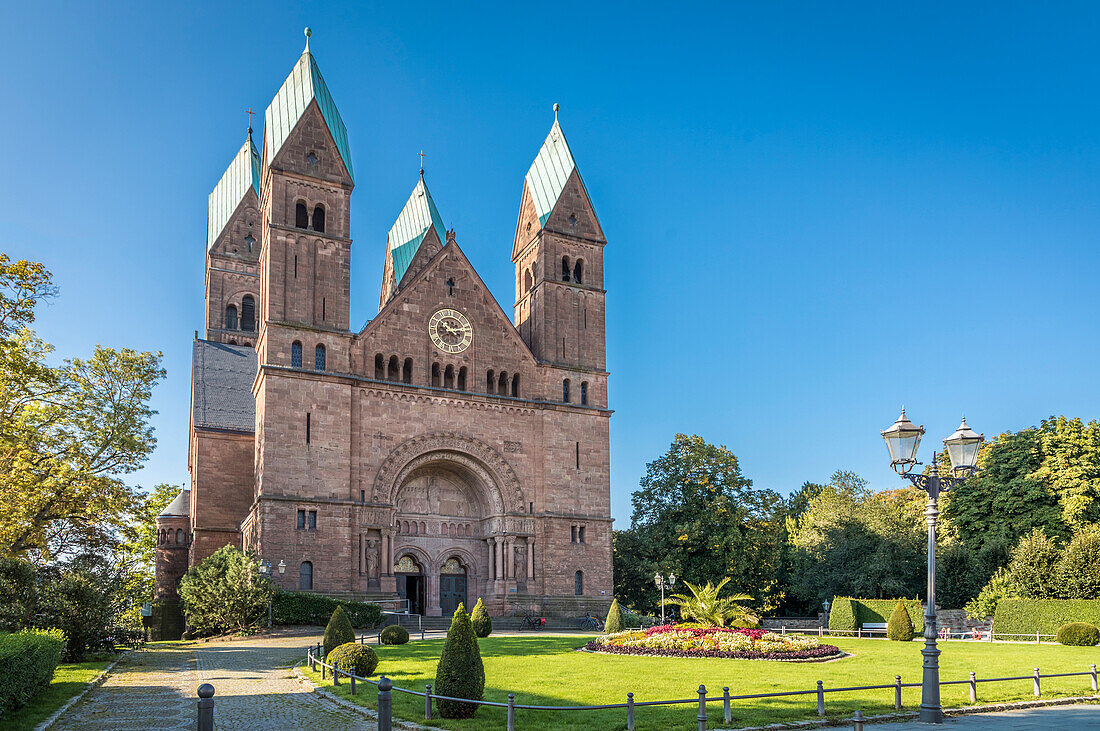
(154, 39, 614, 618)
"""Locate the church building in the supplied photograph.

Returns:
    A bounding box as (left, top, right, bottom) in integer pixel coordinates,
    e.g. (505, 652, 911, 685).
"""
(155, 31, 613, 620)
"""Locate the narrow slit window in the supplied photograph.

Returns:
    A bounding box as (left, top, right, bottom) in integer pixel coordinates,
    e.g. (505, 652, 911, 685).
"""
(563, 379, 571, 403)
(306, 413, 311, 444)
(388, 355, 400, 380)
(300, 561, 313, 591)
(241, 295, 255, 331)
(308, 510, 317, 530)
(315, 344, 326, 371)
(458, 366, 467, 391)
(375, 354, 384, 379)
(579, 526, 586, 543)
(403, 358, 413, 384)
(444, 365, 455, 389)
(322, 297, 326, 321)
(581, 381, 588, 406)
(431, 362, 441, 387)
(291, 341, 302, 368)
(574, 570, 583, 596)
(297, 510, 306, 530)
(511, 373, 520, 397)
(225, 304, 238, 330)
(576, 441, 580, 468)
(486, 370, 495, 394)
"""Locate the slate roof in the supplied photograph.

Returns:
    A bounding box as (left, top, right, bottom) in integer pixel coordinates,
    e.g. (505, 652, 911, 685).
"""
(158, 489, 190, 518)
(192, 339, 256, 433)
(387, 177, 446, 286)
(207, 136, 261, 251)
(525, 120, 577, 227)
(264, 48, 353, 181)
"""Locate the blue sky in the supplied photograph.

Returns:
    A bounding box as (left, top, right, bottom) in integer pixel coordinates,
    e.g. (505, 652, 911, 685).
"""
(5, 2, 1100, 523)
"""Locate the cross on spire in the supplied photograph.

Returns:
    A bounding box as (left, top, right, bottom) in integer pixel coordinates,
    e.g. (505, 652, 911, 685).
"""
(246, 107, 255, 139)
(418, 149, 426, 178)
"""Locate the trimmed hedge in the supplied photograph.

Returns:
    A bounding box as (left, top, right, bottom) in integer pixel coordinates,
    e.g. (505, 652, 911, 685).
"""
(470, 598, 492, 638)
(328, 642, 379, 677)
(272, 591, 383, 629)
(604, 599, 623, 635)
(829, 597, 924, 635)
(994, 599, 1100, 639)
(380, 625, 409, 645)
(435, 604, 485, 719)
(1056, 622, 1099, 646)
(887, 600, 914, 641)
(323, 607, 356, 660)
(0, 629, 67, 716)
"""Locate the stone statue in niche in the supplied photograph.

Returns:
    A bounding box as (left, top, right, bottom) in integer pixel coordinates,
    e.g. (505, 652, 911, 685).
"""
(365, 540, 378, 578)
(514, 544, 526, 580)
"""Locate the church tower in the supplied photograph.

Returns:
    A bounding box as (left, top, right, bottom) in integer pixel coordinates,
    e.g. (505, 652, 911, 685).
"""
(513, 108, 607, 372)
(257, 29, 354, 356)
(205, 131, 261, 345)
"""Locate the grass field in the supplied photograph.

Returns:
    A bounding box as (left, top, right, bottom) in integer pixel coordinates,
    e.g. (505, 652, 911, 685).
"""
(0, 655, 114, 731)
(302, 635, 1100, 730)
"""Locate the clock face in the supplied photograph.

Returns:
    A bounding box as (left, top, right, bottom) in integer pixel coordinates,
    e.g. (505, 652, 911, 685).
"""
(428, 308, 473, 353)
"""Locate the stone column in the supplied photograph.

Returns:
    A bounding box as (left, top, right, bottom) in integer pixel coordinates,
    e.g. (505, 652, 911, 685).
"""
(485, 538, 495, 580)
(495, 537, 504, 581)
(504, 537, 514, 580)
(527, 538, 535, 580)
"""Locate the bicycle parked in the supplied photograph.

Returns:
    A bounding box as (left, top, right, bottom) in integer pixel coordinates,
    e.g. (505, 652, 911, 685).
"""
(579, 612, 603, 631)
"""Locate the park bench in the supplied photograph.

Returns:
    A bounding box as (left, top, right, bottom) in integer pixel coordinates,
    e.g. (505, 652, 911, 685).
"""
(862, 622, 887, 635)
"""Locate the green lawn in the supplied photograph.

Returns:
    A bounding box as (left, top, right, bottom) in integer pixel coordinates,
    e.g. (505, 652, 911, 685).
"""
(0, 655, 114, 731)
(303, 636, 1100, 730)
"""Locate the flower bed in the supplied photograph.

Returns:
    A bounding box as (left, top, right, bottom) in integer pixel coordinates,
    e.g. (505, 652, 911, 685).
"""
(587, 626, 842, 661)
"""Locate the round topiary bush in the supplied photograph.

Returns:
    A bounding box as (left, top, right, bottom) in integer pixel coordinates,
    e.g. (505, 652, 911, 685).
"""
(380, 624, 409, 645)
(470, 597, 492, 638)
(1056, 622, 1100, 646)
(435, 604, 485, 718)
(887, 599, 915, 641)
(323, 605, 356, 659)
(327, 641, 379, 677)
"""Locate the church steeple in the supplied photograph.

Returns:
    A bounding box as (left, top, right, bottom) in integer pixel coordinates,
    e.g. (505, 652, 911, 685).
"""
(513, 105, 606, 370)
(262, 27, 353, 182)
(379, 176, 447, 310)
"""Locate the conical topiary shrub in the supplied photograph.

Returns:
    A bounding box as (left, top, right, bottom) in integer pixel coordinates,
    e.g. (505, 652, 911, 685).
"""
(470, 597, 493, 638)
(435, 603, 485, 718)
(323, 605, 356, 659)
(604, 598, 623, 634)
(886, 599, 914, 641)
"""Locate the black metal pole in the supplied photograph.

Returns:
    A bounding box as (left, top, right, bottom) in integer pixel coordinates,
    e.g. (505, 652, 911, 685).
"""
(919, 470, 942, 723)
(197, 683, 215, 731)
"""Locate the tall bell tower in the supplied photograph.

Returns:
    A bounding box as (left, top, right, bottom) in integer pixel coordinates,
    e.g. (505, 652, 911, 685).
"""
(513, 106, 607, 372)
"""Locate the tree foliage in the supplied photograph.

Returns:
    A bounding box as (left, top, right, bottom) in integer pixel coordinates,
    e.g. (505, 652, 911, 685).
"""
(0, 255, 164, 559)
(178, 546, 273, 634)
(613, 434, 787, 614)
(662, 577, 757, 627)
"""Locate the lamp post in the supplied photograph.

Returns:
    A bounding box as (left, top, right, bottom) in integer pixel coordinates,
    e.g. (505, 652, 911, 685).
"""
(258, 559, 286, 628)
(881, 409, 982, 724)
(654, 572, 676, 625)
(822, 599, 831, 625)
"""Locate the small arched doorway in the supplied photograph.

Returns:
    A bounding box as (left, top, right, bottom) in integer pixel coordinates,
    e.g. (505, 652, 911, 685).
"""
(439, 557, 468, 617)
(394, 554, 425, 615)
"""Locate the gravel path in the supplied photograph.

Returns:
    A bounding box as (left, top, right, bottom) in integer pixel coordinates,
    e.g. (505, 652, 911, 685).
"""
(50, 631, 370, 730)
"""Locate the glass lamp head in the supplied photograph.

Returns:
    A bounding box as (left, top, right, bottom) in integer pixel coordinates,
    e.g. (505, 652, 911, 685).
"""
(278, 560, 286, 575)
(669, 573, 676, 587)
(882, 407, 925, 473)
(943, 416, 983, 476)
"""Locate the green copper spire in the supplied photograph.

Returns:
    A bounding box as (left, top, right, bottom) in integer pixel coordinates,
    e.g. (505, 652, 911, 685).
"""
(263, 29, 354, 181)
(525, 104, 577, 228)
(387, 176, 446, 284)
(207, 134, 261, 250)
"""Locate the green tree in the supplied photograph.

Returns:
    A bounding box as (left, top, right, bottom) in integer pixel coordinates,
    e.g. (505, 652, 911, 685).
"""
(470, 597, 492, 638)
(116, 484, 182, 628)
(662, 577, 757, 627)
(178, 546, 272, 634)
(435, 604, 484, 719)
(323, 606, 356, 659)
(1057, 525, 1100, 599)
(0, 256, 164, 558)
(604, 598, 623, 634)
(613, 434, 787, 614)
(886, 599, 914, 641)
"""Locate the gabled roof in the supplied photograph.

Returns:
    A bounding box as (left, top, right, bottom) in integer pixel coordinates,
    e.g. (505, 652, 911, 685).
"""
(158, 489, 191, 518)
(264, 49, 353, 181)
(386, 177, 446, 286)
(207, 136, 260, 250)
(192, 339, 256, 433)
(525, 120, 577, 228)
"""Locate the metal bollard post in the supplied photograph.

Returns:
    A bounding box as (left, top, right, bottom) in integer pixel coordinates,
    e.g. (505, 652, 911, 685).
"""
(969, 672, 976, 703)
(507, 693, 516, 731)
(781, 626, 786, 635)
(321, 659, 326, 680)
(697, 684, 707, 731)
(1091, 664, 1098, 692)
(197, 683, 215, 731)
(333, 667, 340, 686)
(894, 675, 902, 710)
(816, 680, 825, 716)
(350, 672, 356, 695)
(310, 649, 317, 673)
(627, 692, 635, 731)
(425, 684, 432, 720)
(723, 686, 731, 724)
(852, 709, 864, 731)
(378, 676, 393, 731)
(857, 627, 861, 639)
(1034, 668, 1041, 697)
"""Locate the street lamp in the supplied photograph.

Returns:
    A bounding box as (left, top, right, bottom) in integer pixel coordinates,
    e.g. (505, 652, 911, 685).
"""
(258, 559, 286, 629)
(881, 409, 982, 724)
(654, 572, 676, 625)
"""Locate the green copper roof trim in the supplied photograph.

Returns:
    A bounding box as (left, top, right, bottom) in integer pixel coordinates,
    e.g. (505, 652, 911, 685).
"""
(525, 120, 576, 227)
(387, 177, 446, 284)
(264, 51, 354, 181)
(207, 136, 261, 251)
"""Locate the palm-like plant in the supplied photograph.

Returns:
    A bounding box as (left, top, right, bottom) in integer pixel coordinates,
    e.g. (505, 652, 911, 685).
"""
(662, 577, 758, 627)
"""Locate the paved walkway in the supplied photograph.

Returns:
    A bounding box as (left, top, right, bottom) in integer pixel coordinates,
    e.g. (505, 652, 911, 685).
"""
(50, 631, 369, 730)
(860, 703, 1100, 729)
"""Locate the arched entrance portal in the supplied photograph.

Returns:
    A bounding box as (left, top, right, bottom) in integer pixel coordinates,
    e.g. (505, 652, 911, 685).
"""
(394, 554, 425, 615)
(439, 557, 468, 617)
